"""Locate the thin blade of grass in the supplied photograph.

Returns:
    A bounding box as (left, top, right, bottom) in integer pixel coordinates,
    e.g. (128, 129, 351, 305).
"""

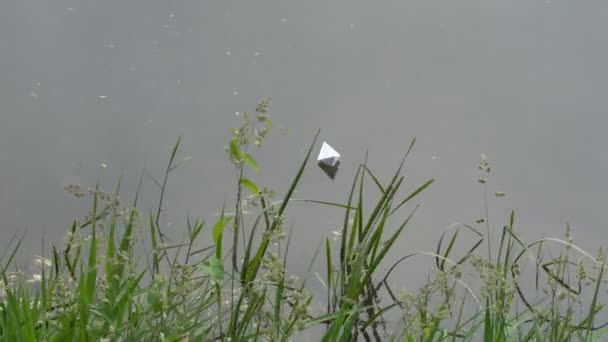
(244, 130, 320, 283)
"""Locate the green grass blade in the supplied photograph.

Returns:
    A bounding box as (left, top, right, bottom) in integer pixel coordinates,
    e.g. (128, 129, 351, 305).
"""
(390, 179, 434, 216)
(244, 130, 320, 283)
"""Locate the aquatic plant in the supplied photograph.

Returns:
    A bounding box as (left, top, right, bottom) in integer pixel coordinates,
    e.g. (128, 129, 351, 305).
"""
(0, 100, 606, 341)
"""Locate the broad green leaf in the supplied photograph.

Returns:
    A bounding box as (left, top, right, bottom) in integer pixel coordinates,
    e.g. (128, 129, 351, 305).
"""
(202, 257, 224, 284)
(212, 217, 230, 246)
(240, 178, 260, 194)
(229, 138, 241, 160)
(212, 213, 231, 258)
(244, 152, 259, 172)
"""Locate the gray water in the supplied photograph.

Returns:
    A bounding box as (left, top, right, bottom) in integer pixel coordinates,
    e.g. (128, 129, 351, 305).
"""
(2, 0, 608, 295)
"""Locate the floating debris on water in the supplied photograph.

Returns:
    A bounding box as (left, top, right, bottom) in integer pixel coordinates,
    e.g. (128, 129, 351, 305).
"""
(318, 142, 341, 167)
(318, 142, 341, 179)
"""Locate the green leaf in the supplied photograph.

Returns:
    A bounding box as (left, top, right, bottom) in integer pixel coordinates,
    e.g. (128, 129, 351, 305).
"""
(202, 257, 224, 284)
(212, 217, 229, 246)
(212, 211, 231, 258)
(390, 178, 434, 215)
(229, 138, 241, 160)
(263, 117, 273, 129)
(244, 129, 320, 284)
(240, 178, 260, 194)
(244, 152, 259, 172)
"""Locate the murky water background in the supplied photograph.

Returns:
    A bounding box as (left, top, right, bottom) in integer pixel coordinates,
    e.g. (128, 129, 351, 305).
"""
(2, 0, 608, 305)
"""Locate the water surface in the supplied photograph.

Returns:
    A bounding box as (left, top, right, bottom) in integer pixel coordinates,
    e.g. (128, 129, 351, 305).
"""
(1, 1, 607, 288)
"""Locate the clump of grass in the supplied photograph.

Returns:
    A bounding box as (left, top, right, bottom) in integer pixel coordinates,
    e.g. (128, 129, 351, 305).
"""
(0, 99, 607, 341)
(387, 155, 608, 341)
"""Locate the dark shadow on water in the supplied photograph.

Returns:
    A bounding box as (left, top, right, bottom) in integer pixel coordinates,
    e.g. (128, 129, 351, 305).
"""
(318, 160, 340, 180)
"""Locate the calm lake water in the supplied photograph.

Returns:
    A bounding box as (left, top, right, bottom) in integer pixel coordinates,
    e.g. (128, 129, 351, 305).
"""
(2, 0, 608, 299)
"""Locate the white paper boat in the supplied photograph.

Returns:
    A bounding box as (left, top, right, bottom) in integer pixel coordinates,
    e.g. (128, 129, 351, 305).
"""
(317, 142, 341, 167)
